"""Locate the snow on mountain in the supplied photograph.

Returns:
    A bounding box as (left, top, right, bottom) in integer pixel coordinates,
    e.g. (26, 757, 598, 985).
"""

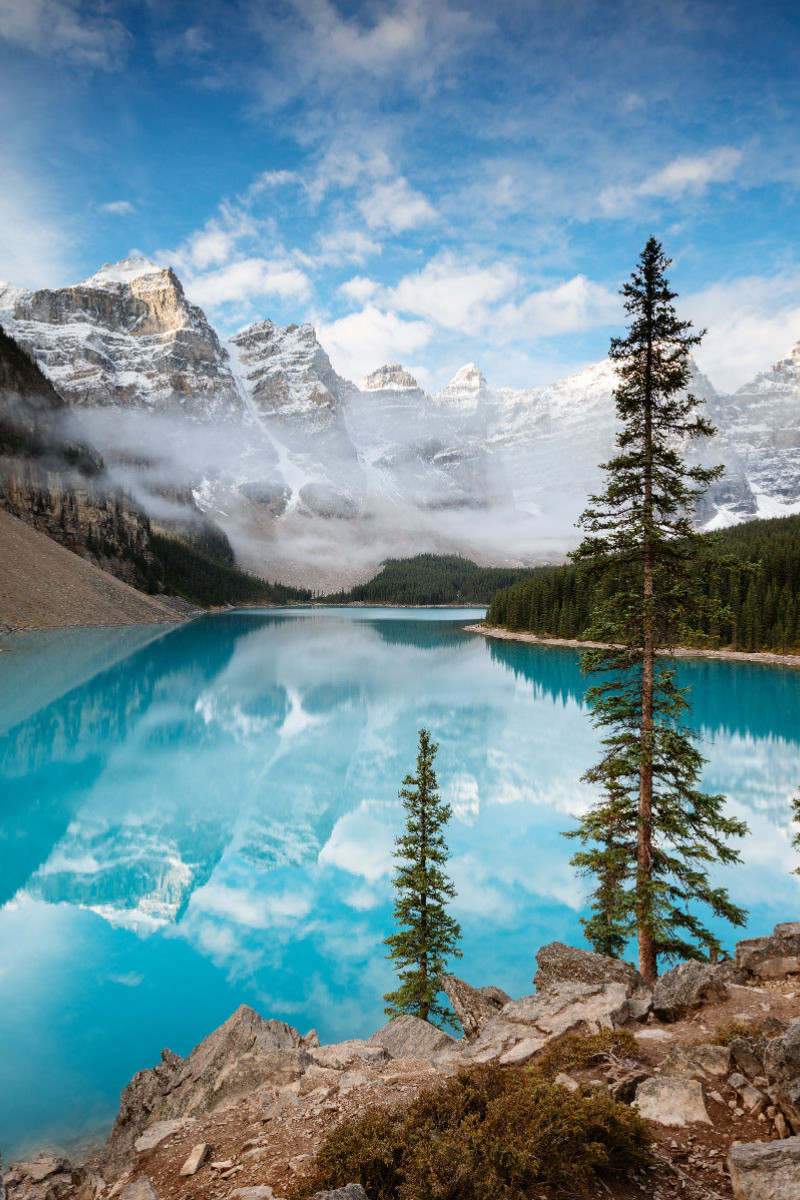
(2, 260, 243, 421)
(2, 255, 799, 585)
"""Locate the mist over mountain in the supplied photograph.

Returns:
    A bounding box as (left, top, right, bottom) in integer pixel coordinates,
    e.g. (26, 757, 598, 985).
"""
(2, 256, 797, 590)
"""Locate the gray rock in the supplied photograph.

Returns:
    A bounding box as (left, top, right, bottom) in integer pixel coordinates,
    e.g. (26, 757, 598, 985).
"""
(462, 981, 631, 1066)
(308, 1188, 367, 1200)
(728, 1136, 800, 1199)
(730, 1037, 767, 1082)
(134, 1118, 196, 1154)
(736, 924, 800, 978)
(3, 1159, 89, 1200)
(764, 1019, 800, 1131)
(534, 941, 648, 997)
(310, 1039, 389, 1070)
(103, 1006, 315, 1174)
(120, 1180, 160, 1200)
(729, 1072, 767, 1113)
(367, 1014, 459, 1059)
(634, 1077, 711, 1126)
(714, 959, 748, 986)
(652, 961, 727, 1021)
(662, 1042, 731, 1079)
(439, 974, 510, 1041)
(231, 1190, 274, 1200)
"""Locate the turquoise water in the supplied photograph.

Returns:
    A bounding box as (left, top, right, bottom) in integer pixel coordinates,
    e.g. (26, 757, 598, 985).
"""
(1, 607, 799, 1159)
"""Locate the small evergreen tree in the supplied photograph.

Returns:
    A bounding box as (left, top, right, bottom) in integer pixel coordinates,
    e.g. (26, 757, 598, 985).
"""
(567, 237, 748, 981)
(384, 728, 462, 1027)
(791, 792, 800, 875)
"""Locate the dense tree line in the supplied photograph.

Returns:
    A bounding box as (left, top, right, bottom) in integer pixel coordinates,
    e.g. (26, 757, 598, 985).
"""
(147, 532, 311, 607)
(327, 554, 539, 606)
(487, 513, 800, 655)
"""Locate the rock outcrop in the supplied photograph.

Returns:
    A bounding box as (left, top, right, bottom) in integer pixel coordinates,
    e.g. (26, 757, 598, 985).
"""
(634, 1077, 711, 1126)
(367, 1014, 458, 1059)
(728, 1136, 800, 1199)
(736, 922, 800, 980)
(439, 974, 511, 1041)
(459, 980, 632, 1066)
(103, 1007, 318, 1173)
(652, 960, 728, 1021)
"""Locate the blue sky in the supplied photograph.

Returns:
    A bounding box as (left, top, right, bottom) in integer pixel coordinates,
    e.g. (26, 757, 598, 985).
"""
(1, 0, 799, 390)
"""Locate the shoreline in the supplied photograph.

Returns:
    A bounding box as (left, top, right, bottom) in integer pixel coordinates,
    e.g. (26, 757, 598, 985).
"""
(464, 623, 800, 668)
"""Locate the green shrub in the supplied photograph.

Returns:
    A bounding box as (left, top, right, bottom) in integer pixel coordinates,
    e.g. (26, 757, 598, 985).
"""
(291, 1064, 650, 1200)
(531, 1029, 641, 1079)
(710, 1020, 770, 1046)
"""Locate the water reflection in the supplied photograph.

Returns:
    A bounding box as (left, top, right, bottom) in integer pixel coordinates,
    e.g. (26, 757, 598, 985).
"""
(1, 609, 799, 1159)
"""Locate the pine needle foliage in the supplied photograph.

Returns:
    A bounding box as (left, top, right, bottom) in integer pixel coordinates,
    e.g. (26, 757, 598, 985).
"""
(383, 728, 462, 1028)
(567, 237, 748, 981)
(791, 791, 800, 877)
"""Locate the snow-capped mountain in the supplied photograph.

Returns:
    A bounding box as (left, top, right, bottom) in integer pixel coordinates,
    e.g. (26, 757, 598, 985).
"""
(1, 256, 797, 587)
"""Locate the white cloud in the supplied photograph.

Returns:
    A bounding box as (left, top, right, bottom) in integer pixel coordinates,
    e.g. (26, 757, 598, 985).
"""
(317, 305, 431, 381)
(496, 275, 620, 340)
(185, 257, 312, 309)
(389, 252, 517, 331)
(100, 200, 135, 216)
(318, 801, 395, 883)
(338, 276, 379, 305)
(0, 0, 130, 70)
(686, 272, 800, 391)
(600, 147, 743, 215)
(359, 178, 436, 233)
(314, 228, 382, 266)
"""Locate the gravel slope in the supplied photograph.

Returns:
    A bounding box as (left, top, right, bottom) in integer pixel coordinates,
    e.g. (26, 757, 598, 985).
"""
(0, 508, 182, 630)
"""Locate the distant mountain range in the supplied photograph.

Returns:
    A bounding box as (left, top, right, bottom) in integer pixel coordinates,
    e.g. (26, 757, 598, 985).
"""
(2, 256, 799, 589)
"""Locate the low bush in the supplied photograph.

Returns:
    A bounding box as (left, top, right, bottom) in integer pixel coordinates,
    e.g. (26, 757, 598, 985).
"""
(710, 1020, 770, 1046)
(291, 1064, 650, 1200)
(531, 1029, 641, 1079)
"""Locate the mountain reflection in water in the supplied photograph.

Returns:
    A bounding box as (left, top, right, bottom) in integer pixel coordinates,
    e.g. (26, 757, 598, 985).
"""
(1, 607, 799, 1158)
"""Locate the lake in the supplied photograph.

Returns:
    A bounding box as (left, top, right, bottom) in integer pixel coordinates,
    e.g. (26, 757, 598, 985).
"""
(1, 607, 799, 1159)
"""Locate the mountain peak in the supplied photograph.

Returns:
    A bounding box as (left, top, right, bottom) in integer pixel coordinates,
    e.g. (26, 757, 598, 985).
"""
(81, 257, 168, 290)
(359, 363, 420, 392)
(443, 363, 487, 393)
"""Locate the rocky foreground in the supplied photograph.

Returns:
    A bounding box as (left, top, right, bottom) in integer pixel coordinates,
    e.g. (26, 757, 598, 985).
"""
(7, 923, 800, 1200)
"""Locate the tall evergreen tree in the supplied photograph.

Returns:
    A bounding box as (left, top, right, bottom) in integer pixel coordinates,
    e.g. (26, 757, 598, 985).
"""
(567, 237, 748, 982)
(384, 728, 462, 1027)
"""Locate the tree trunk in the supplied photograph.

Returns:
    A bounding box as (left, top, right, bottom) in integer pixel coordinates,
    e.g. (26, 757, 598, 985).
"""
(638, 336, 657, 984)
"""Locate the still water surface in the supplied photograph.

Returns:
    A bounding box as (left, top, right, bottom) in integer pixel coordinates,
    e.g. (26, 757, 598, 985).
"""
(1, 607, 799, 1157)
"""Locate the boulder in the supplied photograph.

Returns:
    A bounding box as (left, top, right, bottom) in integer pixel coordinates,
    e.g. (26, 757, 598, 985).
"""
(634, 1077, 711, 1126)
(728, 1072, 767, 1114)
(728, 1136, 800, 1199)
(308, 1188, 367, 1200)
(730, 1037, 767, 1082)
(652, 961, 727, 1021)
(367, 1014, 459, 1059)
(2, 1158, 95, 1200)
(134, 1118, 196, 1154)
(764, 1018, 800, 1131)
(310, 1039, 389, 1070)
(462, 981, 631, 1066)
(662, 1042, 731, 1079)
(120, 1181, 160, 1200)
(736, 923, 800, 980)
(534, 942, 647, 997)
(103, 1006, 316, 1173)
(439, 974, 510, 1041)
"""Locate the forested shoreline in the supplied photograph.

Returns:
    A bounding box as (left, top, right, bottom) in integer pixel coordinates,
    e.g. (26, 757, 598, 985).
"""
(486, 513, 800, 654)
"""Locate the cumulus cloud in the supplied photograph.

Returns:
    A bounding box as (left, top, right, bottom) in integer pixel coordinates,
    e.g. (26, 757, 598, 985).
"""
(389, 252, 517, 331)
(338, 275, 380, 305)
(686, 272, 800, 391)
(600, 147, 743, 215)
(185, 257, 312, 309)
(358, 178, 437, 233)
(496, 275, 620, 340)
(0, 0, 131, 70)
(0, 151, 74, 287)
(317, 304, 431, 381)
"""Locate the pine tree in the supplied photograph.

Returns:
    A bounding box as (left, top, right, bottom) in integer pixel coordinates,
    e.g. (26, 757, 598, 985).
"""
(383, 728, 462, 1027)
(791, 792, 800, 876)
(567, 237, 748, 982)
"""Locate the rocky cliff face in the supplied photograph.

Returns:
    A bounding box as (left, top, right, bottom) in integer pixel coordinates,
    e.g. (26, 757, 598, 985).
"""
(1, 259, 243, 421)
(3, 256, 798, 584)
(0, 325, 158, 588)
